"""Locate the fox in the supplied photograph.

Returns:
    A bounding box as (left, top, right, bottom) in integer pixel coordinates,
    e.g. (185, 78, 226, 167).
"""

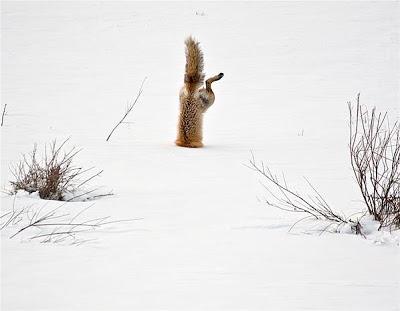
(175, 37, 223, 148)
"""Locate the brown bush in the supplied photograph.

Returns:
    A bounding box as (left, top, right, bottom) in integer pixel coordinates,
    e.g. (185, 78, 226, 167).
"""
(10, 139, 102, 201)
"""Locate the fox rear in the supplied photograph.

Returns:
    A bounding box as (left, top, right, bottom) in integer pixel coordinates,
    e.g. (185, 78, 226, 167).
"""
(175, 37, 223, 148)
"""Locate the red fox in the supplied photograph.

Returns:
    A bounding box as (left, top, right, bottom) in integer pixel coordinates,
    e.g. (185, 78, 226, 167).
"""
(175, 37, 223, 148)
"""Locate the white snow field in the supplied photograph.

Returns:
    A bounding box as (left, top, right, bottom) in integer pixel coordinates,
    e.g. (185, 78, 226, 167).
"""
(1, 1, 400, 310)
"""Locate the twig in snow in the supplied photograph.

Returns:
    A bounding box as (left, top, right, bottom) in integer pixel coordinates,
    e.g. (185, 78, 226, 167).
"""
(247, 152, 363, 235)
(2, 199, 143, 245)
(106, 77, 147, 141)
(1, 104, 7, 126)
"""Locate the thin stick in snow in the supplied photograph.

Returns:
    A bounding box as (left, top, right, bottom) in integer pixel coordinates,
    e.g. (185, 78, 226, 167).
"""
(1, 104, 7, 126)
(106, 77, 147, 141)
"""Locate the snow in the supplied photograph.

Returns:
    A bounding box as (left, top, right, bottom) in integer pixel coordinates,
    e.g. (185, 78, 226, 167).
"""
(1, 1, 399, 310)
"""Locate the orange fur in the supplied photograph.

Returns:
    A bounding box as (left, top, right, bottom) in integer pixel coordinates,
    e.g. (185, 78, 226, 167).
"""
(176, 37, 223, 148)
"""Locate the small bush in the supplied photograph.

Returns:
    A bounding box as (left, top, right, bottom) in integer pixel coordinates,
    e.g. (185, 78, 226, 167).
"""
(10, 139, 102, 201)
(349, 94, 400, 230)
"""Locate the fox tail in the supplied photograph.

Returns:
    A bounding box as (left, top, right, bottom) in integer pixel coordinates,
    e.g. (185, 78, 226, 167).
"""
(184, 36, 205, 92)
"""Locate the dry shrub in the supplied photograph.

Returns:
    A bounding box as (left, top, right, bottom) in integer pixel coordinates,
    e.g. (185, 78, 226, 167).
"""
(349, 94, 400, 230)
(10, 139, 102, 201)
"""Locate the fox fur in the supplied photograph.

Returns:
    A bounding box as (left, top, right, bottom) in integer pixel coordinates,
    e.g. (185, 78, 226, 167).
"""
(175, 37, 223, 148)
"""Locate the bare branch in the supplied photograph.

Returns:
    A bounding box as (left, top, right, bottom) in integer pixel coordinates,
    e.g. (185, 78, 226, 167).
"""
(2, 198, 143, 244)
(248, 154, 362, 235)
(1, 104, 7, 126)
(106, 77, 147, 141)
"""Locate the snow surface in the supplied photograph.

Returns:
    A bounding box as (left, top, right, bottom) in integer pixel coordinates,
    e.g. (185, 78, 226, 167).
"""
(1, 1, 400, 310)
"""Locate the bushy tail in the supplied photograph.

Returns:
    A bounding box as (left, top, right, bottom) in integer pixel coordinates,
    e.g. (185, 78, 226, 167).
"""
(184, 36, 204, 91)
